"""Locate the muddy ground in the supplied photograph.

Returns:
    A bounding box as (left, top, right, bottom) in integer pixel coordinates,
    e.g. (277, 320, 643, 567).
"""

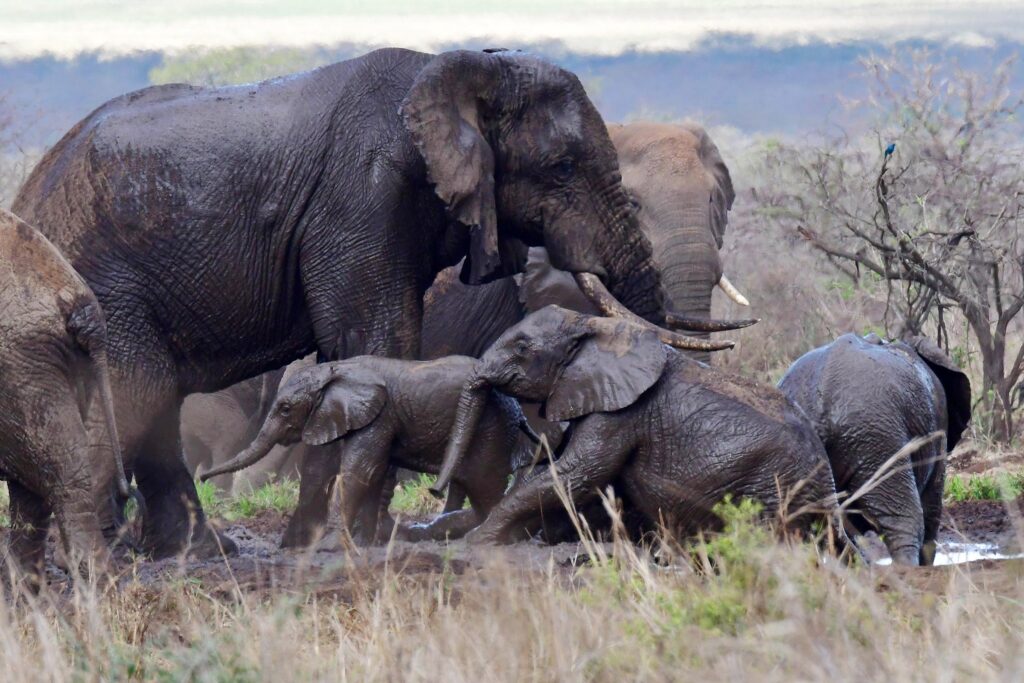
(16, 490, 1024, 598)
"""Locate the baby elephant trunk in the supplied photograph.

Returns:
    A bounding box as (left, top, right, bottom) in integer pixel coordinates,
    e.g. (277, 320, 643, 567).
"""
(199, 424, 279, 482)
(430, 378, 489, 498)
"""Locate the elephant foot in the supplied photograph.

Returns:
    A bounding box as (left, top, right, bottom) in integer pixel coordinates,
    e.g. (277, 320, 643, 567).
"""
(186, 525, 238, 560)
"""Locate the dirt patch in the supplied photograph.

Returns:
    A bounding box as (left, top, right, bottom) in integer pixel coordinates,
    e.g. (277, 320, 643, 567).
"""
(942, 495, 1024, 550)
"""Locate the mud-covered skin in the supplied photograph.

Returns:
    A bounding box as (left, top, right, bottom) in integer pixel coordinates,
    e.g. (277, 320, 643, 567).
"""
(13, 48, 674, 556)
(438, 307, 842, 546)
(421, 121, 740, 363)
(201, 356, 535, 545)
(0, 209, 127, 581)
(779, 333, 971, 566)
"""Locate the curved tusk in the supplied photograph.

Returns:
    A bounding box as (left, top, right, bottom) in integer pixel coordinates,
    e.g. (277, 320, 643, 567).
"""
(665, 312, 760, 332)
(717, 274, 750, 306)
(574, 273, 735, 352)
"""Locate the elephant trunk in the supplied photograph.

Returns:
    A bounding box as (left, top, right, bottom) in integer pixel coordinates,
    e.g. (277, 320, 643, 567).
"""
(199, 427, 279, 482)
(89, 343, 131, 501)
(430, 378, 488, 498)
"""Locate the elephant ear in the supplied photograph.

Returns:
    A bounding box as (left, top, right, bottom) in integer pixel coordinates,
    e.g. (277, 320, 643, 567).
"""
(301, 366, 387, 447)
(401, 50, 504, 285)
(905, 335, 972, 451)
(545, 317, 668, 421)
(685, 122, 735, 249)
(518, 247, 600, 315)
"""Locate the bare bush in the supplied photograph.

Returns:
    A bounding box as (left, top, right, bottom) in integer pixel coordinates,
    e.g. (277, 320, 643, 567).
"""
(746, 50, 1024, 442)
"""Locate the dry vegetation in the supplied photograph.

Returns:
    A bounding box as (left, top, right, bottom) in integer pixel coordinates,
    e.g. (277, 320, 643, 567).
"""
(0, 497, 1020, 682)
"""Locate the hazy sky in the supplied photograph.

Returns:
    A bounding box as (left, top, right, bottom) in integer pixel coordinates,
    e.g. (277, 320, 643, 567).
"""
(2, 1, 1023, 59)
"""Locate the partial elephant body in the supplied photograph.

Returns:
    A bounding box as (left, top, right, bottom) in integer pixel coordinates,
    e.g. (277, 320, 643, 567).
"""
(439, 307, 841, 547)
(0, 209, 130, 580)
(201, 355, 536, 543)
(778, 333, 971, 565)
(15, 48, 690, 556)
(181, 359, 307, 493)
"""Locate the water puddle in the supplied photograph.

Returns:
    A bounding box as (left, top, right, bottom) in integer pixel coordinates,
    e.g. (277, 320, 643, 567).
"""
(874, 542, 1024, 566)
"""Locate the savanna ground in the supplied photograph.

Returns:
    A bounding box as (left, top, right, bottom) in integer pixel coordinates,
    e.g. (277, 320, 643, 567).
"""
(2, 47, 1024, 680)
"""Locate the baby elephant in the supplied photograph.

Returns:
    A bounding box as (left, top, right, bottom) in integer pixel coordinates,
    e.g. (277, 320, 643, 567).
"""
(0, 209, 131, 579)
(435, 306, 847, 547)
(779, 333, 971, 566)
(201, 356, 538, 542)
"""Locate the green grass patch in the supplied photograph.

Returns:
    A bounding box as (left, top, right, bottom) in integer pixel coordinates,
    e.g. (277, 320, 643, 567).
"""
(196, 479, 300, 521)
(390, 473, 444, 517)
(944, 472, 1024, 503)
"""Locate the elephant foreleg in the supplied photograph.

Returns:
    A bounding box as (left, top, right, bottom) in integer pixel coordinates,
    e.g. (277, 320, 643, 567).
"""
(282, 442, 343, 549)
(7, 480, 51, 587)
(467, 416, 630, 545)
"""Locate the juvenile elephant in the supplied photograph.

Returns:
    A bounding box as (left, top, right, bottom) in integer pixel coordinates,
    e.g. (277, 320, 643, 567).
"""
(200, 356, 538, 543)
(778, 333, 971, 565)
(0, 209, 130, 578)
(433, 306, 844, 546)
(14, 49, 728, 556)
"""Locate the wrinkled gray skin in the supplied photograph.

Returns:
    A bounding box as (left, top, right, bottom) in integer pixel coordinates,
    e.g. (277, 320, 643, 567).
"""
(181, 361, 304, 493)
(200, 356, 536, 543)
(421, 121, 747, 364)
(14, 48, 707, 557)
(438, 306, 844, 546)
(778, 333, 971, 566)
(0, 210, 130, 582)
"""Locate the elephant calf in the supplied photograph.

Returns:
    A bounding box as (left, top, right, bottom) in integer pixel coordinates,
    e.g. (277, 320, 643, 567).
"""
(435, 306, 846, 547)
(779, 333, 971, 565)
(201, 356, 538, 543)
(0, 209, 130, 579)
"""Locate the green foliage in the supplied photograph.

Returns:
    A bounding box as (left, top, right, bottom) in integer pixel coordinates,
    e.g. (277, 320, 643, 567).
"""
(944, 472, 1024, 502)
(149, 47, 338, 87)
(195, 479, 299, 521)
(390, 473, 445, 517)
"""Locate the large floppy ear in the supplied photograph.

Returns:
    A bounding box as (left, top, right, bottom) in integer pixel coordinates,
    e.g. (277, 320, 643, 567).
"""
(906, 336, 972, 451)
(685, 123, 734, 249)
(545, 317, 668, 421)
(518, 247, 600, 315)
(401, 50, 504, 285)
(301, 365, 387, 447)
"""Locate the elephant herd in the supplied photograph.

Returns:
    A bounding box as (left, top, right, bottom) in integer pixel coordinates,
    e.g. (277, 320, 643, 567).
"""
(0, 47, 971, 585)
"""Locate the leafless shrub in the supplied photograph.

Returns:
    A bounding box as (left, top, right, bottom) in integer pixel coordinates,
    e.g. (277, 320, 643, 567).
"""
(740, 50, 1024, 442)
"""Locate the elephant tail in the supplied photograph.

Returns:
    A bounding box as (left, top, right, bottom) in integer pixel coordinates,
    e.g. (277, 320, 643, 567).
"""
(518, 415, 542, 445)
(66, 300, 133, 502)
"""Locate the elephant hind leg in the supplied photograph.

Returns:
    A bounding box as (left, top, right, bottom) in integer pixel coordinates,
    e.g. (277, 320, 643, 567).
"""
(918, 451, 946, 566)
(7, 480, 52, 588)
(849, 463, 924, 566)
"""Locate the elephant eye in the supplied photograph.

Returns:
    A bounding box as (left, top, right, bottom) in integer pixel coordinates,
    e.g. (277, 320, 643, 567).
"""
(279, 403, 292, 416)
(515, 338, 530, 356)
(553, 158, 575, 180)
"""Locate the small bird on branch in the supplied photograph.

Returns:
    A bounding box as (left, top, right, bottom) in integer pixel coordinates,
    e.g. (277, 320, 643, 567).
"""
(884, 142, 896, 158)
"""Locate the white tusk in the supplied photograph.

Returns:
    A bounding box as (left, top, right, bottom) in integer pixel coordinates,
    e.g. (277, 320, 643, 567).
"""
(717, 274, 750, 306)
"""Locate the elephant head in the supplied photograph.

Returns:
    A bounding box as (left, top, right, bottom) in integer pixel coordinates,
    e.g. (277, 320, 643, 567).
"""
(432, 305, 667, 495)
(607, 122, 749, 327)
(199, 362, 386, 481)
(402, 51, 743, 352)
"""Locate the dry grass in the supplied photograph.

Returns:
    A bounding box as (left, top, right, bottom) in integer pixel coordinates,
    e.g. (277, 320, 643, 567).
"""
(0, 495, 1019, 682)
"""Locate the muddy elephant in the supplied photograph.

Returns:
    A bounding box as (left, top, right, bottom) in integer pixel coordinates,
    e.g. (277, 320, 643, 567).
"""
(0, 209, 131, 579)
(181, 360, 307, 493)
(200, 356, 538, 543)
(778, 333, 971, 565)
(433, 306, 844, 547)
(14, 49, 728, 557)
(421, 121, 753, 363)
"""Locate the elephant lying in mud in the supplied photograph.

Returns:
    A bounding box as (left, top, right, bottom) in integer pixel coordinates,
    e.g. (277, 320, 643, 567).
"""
(779, 333, 971, 565)
(0, 209, 131, 579)
(433, 306, 845, 547)
(200, 356, 539, 543)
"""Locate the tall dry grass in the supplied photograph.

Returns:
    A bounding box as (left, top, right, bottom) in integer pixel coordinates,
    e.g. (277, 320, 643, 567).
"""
(0, 495, 1020, 682)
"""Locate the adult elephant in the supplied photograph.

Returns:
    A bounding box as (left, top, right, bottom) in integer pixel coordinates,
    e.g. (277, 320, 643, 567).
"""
(13, 48, 727, 557)
(421, 121, 752, 363)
